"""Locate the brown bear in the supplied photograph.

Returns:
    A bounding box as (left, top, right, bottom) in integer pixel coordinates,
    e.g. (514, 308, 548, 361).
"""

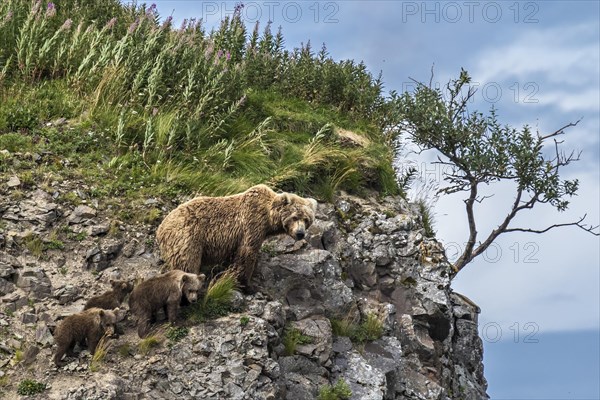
(54, 307, 119, 366)
(128, 270, 205, 338)
(84, 279, 134, 310)
(155, 184, 317, 289)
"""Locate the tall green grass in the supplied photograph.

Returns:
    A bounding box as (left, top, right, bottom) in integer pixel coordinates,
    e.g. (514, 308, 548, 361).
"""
(0, 1, 401, 200)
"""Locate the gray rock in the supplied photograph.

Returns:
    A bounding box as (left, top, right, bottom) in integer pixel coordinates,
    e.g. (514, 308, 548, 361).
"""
(7, 176, 20, 188)
(35, 323, 54, 347)
(290, 317, 332, 365)
(254, 249, 355, 320)
(0, 279, 16, 296)
(54, 284, 80, 305)
(21, 312, 37, 324)
(68, 204, 97, 224)
(15, 267, 52, 299)
(86, 223, 110, 236)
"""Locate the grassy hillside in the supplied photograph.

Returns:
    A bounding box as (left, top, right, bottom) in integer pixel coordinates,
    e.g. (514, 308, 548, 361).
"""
(0, 0, 401, 203)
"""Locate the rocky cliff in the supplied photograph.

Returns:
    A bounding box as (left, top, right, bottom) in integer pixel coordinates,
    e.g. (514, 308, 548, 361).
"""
(0, 175, 488, 399)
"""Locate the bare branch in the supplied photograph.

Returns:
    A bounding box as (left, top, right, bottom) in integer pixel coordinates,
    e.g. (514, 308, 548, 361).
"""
(451, 86, 477, 123)
(504, 214, 600, 236)
(540, 119, 582, 141)
(474, 194, 494, 203)
(429, 64, 435, 88)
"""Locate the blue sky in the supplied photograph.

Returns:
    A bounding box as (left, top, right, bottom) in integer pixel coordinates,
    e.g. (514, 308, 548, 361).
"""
(147, 1, 600, 398)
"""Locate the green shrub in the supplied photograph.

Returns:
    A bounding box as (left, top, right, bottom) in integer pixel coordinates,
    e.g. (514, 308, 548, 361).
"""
(185, 271, 238, 322)
(5, 105, 39, 132)
(17, 379, 46, 396)
(0, 133, 32, 152)
(331, 312, 383, 344)
(416, 199, 436, 238)
(282, 327, 313, 356)
(138, 335, 162, 355)
(318, 378, 352, 400)
(166, 326, 189, 343)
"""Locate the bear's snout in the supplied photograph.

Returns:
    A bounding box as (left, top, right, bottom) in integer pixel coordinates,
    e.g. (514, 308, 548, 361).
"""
(187, 292, 198, 303)
(295, 230, 305, 240)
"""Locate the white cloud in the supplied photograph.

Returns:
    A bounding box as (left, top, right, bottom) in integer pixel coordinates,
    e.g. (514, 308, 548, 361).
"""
(471, 22, 599, 119)
(472, 23, 599, 86)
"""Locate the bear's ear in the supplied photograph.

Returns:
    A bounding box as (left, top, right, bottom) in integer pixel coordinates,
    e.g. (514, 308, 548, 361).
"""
(180, 274, 189, 288)
(273, 193, 291, 207)
(307, 198, 318, 213)
(99, 310, 105, 318)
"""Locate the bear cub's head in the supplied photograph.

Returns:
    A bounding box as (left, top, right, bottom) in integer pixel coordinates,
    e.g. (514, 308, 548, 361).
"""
(97, 307, 121, 336)
(271, 193, 318, 241)
(110, 279, 134, 295)
(181, 273, 205, 303)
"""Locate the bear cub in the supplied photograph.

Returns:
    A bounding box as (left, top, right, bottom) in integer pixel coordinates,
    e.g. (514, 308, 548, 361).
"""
(128, 270, 205, 338)
(84, 279, 133, 310)
(54, 307, 120, 366)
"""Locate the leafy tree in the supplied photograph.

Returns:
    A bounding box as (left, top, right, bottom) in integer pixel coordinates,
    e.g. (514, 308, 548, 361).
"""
(396, 69, 599, 276)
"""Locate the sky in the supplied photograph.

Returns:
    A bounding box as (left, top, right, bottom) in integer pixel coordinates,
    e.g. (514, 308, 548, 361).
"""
(145, 1, 600, 398)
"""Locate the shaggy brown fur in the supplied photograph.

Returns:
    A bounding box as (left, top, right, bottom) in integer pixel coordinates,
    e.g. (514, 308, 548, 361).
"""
(155, 184, 317, 288)
(128, 270, 205, 338)
(54, 308, 119, 366)
(84, 280, 133, 310)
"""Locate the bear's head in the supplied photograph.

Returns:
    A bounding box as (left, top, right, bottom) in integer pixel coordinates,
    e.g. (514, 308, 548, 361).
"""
(180, 273, 205, 303)
(98, 308, 120, 336)
(271, 193, 318, 241)
(110, 279, 134, 295)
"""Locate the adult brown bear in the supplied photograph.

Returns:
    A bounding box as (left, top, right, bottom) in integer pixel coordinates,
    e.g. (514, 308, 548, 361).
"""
(156, 184, 317, 288)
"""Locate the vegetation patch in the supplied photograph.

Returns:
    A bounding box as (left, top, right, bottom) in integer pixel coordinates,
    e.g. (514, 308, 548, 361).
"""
(0, 0, 400, 206)
(185, 271, 238, 322)
(331, 312, 383, 344)
(90, 335, 111, 372)
(318, 378, 352, 400)
(138, 334, 162, 356)
(282, 326, 313, 356)
(17, 379, 46, 396)
(166, 326, 189, 344)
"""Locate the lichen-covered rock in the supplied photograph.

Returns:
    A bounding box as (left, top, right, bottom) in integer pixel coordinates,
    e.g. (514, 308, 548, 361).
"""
(0, 187, 488, 399)
(289, 317, 332, 366)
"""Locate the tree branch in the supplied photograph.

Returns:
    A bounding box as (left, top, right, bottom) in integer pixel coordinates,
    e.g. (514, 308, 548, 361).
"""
(540, 119, 582, 141)
(504, 214, 599, 236)
(453, 177, 478, 271)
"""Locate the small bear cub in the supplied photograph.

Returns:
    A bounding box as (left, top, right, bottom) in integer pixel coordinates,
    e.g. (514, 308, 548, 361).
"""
(84, 279, 134, 310)
(128, 270, 205, 338)
(54, 307, 120, 366)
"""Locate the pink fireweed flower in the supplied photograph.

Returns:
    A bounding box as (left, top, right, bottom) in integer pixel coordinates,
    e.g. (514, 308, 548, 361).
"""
(128, 17, 139, 34)
(4, 11, 13, 22)
(46, 2, 56, 18)
(179, 18, 188, 31)
(204, 43, 214, 58)
(217, 49, 223, 58)
(32, 0, 42, 15)
(59, 18, 72, 31)
(104, 17, 117, 30)
(226, 51, 231, 61)
(146, 3, 157, 16)
(161, 15, 173, 29)
(234, 3, 244, 16)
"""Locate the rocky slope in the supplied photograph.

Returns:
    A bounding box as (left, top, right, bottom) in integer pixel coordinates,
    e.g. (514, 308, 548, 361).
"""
(0, 167, 488, 399)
